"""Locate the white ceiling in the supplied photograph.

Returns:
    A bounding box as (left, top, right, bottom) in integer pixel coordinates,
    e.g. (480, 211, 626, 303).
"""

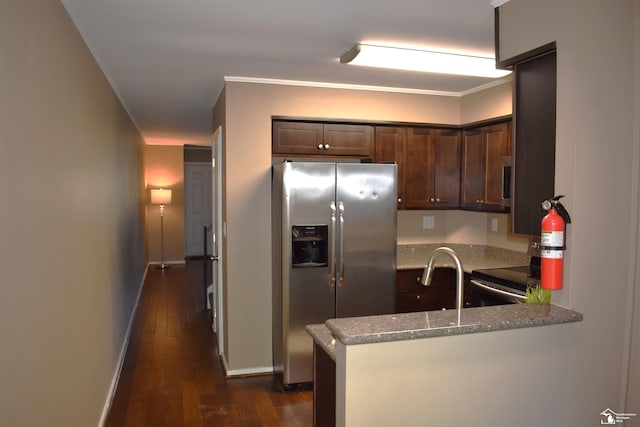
(60, 0, 505, 146)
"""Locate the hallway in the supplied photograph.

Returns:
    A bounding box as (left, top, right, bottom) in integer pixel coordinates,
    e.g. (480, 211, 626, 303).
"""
(105, 260, 312, 426)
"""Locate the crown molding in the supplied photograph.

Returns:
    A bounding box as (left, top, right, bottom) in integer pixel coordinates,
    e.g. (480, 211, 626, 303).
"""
(224, 76, 511, 98)
(224, 76, 463, 97)
(459, 76, 512, 96)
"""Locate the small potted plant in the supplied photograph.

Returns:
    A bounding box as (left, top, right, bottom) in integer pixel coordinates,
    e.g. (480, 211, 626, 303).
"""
(525, 284, 552, 304)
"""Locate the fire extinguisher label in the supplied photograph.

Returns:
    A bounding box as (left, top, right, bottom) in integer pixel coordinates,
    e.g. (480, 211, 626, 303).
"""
(541, 249, 564, 259)
(541, 230, 564, 247)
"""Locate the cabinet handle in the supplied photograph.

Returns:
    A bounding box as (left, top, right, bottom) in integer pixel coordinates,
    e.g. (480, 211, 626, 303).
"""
(430, 197, 435, 203)
(436, 198, 441, 203)
(317, 144, 323, 150)
(415, 276, 421, 282)
(324, 144, 330, 149)
(398, 198, 402, 203)
(416, 294, 421, 300)
(476, 199, 485, 204)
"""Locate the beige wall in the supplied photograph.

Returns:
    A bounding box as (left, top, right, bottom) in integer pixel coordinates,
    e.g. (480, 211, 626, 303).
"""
(628, 0, 640, 417)
(214, 81, 521, 372)
(0, 2, 147, 426)
(337, 322, 582, 426)
(461, 79, 513, 123)
(144, 145, 185, 263)
(498, 0, 638, 420)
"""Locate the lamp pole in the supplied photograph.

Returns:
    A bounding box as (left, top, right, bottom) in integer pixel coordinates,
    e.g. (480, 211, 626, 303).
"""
(150, 188, 172, 270)
(158, 203, 170, 270)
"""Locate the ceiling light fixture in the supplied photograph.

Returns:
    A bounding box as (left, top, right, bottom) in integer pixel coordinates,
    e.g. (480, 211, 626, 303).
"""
(340, 43, 511, 78)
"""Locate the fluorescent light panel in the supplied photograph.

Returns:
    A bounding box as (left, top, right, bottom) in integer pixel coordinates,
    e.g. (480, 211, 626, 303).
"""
(341, 44, 511, 78)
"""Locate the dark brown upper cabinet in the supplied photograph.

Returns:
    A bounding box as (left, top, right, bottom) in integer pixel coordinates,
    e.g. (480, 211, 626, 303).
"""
(374, 126, 407, 208)
(272, 121, 373, 158)
(512, 49, 557, 236)
(374, 126, 460, 210)
(461, 121, 511, 212)
(404, 127, 461, 210)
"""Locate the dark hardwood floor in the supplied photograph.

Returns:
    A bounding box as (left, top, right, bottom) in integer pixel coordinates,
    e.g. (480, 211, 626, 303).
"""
(105, 260, 312, 426)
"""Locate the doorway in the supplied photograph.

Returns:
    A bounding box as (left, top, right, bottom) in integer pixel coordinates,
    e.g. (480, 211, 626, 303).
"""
(184, 159, 213, 258)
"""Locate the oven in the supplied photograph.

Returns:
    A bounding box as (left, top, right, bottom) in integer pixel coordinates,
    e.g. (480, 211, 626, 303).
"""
(469, 257, 541, 306)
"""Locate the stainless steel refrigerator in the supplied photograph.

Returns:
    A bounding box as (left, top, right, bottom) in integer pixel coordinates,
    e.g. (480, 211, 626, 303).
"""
(272, 161, 397, 390)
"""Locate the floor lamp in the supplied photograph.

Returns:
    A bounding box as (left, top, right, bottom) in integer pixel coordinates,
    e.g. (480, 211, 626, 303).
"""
(150, 188, 172, 270)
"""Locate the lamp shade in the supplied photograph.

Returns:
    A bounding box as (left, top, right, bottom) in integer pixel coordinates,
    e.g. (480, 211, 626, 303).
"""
(150, 188, 172, 205)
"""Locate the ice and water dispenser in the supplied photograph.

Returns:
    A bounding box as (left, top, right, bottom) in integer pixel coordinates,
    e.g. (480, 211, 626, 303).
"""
(291, 225, 328, 268)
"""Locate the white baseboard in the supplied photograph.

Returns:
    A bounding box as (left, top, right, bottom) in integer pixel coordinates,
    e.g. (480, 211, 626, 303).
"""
(98, 264, 149, 427)
(148, 259, 186, 266)
(222, 358, 274, 378)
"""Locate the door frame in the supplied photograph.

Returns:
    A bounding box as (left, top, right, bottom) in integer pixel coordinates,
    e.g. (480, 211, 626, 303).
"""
(212, 126, 225, 358)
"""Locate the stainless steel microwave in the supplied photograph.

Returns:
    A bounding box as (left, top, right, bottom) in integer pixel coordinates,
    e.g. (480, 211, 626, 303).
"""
(501, 156, 512, 208)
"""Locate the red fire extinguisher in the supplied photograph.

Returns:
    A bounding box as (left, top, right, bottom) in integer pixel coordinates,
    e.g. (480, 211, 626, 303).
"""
(540, 195, 572, 290)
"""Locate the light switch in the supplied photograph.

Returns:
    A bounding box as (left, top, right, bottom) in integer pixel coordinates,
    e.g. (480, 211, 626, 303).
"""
(491, 217, 498, 232)
(423, 216, 435, 229)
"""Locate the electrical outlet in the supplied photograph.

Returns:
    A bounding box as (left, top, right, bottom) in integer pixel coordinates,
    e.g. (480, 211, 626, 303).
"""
(423, 216, 435, 229)
(491, 217, 498, 232)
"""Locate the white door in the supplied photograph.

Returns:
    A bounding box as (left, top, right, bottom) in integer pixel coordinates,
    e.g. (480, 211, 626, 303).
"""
(211, 126, 224, 356)
(184, 163, 212, 257)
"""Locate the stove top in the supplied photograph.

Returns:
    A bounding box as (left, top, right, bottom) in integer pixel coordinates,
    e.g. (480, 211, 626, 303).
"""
(471, 264, 541, 293)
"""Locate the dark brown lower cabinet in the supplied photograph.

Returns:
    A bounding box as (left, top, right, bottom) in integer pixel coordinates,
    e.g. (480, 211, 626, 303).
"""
(313, 342, 336, 427)
(396, 268, 471, 312)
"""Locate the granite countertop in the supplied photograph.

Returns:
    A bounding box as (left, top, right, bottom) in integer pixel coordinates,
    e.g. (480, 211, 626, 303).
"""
(308, 304, 583, 358)
(306, 324, 336, 361)
(325, 304, 582, 346)
(397, 243, 530, 272)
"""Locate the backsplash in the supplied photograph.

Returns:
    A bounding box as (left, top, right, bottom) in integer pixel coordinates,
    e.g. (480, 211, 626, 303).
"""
(397, 243, 531, 271)
(397, 210, 530, 253)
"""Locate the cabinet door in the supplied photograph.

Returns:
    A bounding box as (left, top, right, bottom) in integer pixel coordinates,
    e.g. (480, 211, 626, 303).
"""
(404, 128, 434, 209)
(323, 123, 373, 157)
(432, 129, 461, 208)
(374, 126, 406, 209)
(461, 122, 511, 212)
(483, 122, 511, 210)
(513, 50, 556, 235)
(272, 121, 323, 155)
(272, 121, 374, 157)
(461, 128, 485, 208)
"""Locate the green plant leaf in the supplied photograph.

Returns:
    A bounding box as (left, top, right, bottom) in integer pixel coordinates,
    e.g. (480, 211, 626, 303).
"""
(525, 284, 552, 304)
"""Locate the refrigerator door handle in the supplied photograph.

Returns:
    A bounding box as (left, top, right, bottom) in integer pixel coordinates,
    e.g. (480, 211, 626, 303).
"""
(330, 201, 337, 289)
(338, 201, 345, 288)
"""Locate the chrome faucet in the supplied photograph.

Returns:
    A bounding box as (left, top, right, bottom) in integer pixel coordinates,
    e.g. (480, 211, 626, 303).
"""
(421, 247, 465, 312)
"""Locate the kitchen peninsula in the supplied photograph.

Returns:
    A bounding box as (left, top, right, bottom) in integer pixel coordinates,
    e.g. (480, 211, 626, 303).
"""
(307, 244, 584, 426)
(308, 305, 582, 427)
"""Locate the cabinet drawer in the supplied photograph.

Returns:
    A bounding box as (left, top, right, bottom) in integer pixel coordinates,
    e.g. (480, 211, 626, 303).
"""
(396, 288, 455, 313)
(396, 267, 455, 290)
(396, 269, 423, 290)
